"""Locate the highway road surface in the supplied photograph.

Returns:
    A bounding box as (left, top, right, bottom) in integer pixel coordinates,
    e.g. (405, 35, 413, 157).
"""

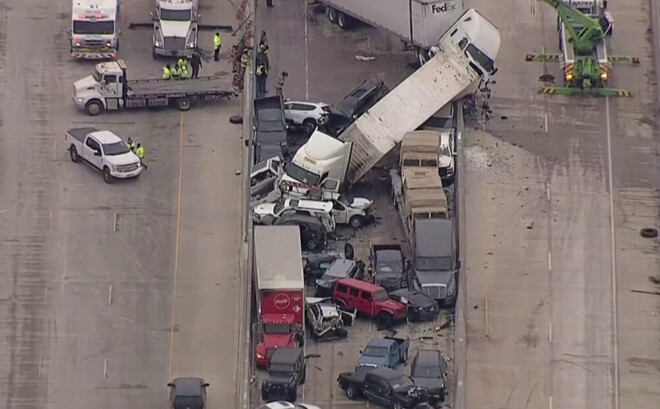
(463, 0, 660, 409)
(0, 1, 246, 408)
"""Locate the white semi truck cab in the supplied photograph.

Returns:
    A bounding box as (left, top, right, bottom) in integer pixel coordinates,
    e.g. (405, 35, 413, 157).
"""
(152, 0, 199, 58)
(70, 0, 121, 59)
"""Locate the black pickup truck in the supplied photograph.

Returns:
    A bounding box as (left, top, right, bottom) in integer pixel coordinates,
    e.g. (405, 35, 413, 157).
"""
(254, 96, 289, 163)
(337, 367, 429, 409)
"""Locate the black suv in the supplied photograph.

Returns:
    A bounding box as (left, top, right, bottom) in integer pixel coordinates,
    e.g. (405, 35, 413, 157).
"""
(261, 347, 306, 402)
(337, 366, 429, 409)
(167, 377, 209, 409)
(410, 350, 447, 405)
(321, 77, 388, 136)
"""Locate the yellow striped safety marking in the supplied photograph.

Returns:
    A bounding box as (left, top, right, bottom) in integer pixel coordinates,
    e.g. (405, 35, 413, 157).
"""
(538, 87, 557, 94)
(525, 53, 561, 62)
(608, 56, 641, 65)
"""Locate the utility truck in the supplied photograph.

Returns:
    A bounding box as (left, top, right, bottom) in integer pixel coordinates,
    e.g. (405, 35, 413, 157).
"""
(70, 0, 121, 59)
(254, 226, 305, 368)
(280, 8, 500, 190)
(319, 0, 464, 66)
(152, 0, 199, 58)
(557, 0, 612, 88)
(72, 60, 236, 116)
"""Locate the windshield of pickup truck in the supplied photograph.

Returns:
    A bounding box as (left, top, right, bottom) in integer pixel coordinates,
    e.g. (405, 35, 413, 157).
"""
(160, 8, 192, 21)
(415, 256, 453, 272)
(263, 323, 292, 334)
(373, 289, 388, 302)
(376, 250, 403, 278)
(466, 43, 495, 75)
(286, 163, 321, 186)
(362, 346, 388, 357)
(103, 142, 131, 156)
(73, 20, 115, 35)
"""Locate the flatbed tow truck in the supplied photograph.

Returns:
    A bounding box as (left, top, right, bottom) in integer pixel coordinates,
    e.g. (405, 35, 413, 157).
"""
(72, 60, 236, 115)
(526, 0, 639, 97)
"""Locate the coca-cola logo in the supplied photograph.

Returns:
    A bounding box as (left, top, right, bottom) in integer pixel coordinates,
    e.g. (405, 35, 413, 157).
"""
(273, 293, 291, 310)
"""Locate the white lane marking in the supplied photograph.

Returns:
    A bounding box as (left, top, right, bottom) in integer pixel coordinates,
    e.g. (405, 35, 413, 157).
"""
(103, 358, 108, 378)
(113, 212, 118, 232)
(544, 113, 549, 132)
(303, 0, 309, 100)
(49, 211, 52, 232)
(549, 395, 553, 409)
(547, 251, 552, 272)
(548, 322, 552, 343)
(108, 285, 112, 305)
(38, 357, 43, 377)
(53, 140, 57, 160)
(546, 182, 551, 200)
(605, 96, 620, 409)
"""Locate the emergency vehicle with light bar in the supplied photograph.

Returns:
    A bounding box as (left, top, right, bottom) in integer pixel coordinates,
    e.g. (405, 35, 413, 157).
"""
(152, 0, 199, 58)
(70, 0, 121, 60)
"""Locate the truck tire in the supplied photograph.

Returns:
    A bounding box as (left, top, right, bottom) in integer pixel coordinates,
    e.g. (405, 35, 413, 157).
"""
(416, 47, 428, 68)
(177, 97, 192, 111)
(69, 146, 81, 163)
(337, 12, 352, 30)
(303, 118, 317, 135)
(152, 47, 158, 60)
(346, 385, 358, 400)
(287, 386, 297, 402)
(103, 167, 113, 184)
(260, 383, 269, 401)
(327, 7, 338, 24)
(349, 215, 364, 228)
(376, 312, 393, 330)
(335, 327, 348, 338)
(640, 227, 658, 238)
(335, 299, 348, 311)
(300, 365, 307, 384)
(86, 100, 103, 116)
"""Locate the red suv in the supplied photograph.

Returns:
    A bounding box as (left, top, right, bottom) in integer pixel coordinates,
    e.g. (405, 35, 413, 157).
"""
(332, 278, 407, 329)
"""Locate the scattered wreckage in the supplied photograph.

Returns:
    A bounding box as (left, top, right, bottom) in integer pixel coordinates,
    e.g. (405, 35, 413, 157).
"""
(306, 297, 356, 341)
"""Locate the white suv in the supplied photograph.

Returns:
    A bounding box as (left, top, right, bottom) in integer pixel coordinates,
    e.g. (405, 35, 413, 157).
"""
(283, 101, 331, 135)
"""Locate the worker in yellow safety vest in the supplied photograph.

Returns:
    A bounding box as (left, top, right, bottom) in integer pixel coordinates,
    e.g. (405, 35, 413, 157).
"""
(180, 63, 189, 79)
(163, 64, 171, 80)
(213, 33, 222, 61)
(171, 65, 181, 80)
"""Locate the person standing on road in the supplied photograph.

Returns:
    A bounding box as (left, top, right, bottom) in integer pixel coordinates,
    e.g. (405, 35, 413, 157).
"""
(127, 137, 136, 152)
(259, 31, 269, 51)
(163, 64, 171, 80)
(266, 0, 274, 8)
(213, 32, 222, 61)
(275, 71, 288, 97)
(255, 62, 268, 97)
(190, 52, 202, 79)
(135, 143, 148, 170)
(230, 44, 239, 73)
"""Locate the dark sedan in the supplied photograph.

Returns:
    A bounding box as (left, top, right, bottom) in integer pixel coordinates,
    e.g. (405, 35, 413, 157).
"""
(389, 289, 439, 322)
(410, 350, 447, 405)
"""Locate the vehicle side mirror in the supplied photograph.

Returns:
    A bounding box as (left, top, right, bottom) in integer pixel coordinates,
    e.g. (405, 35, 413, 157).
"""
(94, 150, 102, 156)
(603, 1, 608, 8)
(167, 383, 174, 387)
(244, 139, 250, 147)
(203, 383, 210, 387)
(456, 260, 461, 269)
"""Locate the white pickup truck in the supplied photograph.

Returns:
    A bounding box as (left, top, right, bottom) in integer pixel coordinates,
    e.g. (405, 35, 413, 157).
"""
(65, 127, 142, 183)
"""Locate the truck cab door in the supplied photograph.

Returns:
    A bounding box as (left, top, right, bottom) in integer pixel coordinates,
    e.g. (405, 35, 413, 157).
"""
(101, 74, 121, 111)
(331, 200, 347, 224)
(83, 137, 103, 169)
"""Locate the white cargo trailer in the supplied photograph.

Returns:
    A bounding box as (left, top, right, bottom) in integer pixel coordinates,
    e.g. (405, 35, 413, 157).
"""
(321, 0, 464, 65)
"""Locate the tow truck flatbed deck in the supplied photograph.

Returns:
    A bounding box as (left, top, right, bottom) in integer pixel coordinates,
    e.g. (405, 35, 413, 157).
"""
(126, 76, 235, 97)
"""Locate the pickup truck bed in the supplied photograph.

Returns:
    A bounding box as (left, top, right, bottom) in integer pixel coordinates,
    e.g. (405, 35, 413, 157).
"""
(126, 77, 235, 97)
(67, 127, 99, 143)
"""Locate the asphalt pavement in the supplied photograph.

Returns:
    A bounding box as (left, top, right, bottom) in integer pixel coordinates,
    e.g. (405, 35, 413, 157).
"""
(0, 1, 246, 408)
(463, 1, 660, 409)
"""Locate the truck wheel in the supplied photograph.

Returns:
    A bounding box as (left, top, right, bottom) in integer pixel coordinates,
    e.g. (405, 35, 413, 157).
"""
(303, 118, 317, 135)
(177, 97, 192, 111)
(85, 100, 103, 116)
(346, 385, 358, 400)
(335, 299, 348, 311)
(416, 47, 429, 67)
(69, 146, 81, 163)
(103, 167, 113, 184)
(335, 328, 348, 338)
(349, 215, 364, 229)
(327, 7, 338, 23)
(260, 383, 268, 401)
(376, 313, 393, 330)
(337, 12, 352, 30)
(152, 47, 158, 60)
(288, 387, 297, 402)
(300, 365, 307, 384)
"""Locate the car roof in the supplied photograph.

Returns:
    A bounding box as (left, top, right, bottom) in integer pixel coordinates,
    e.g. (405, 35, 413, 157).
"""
(286, 101, 329, 107)
(90, 130, 122, 144)
(172, 377, 203, 395)
(257, 402, 295, 409)
(285, 198, 333, 212)
(370, 367, 403, 379)
(336, 278, 383, 292)
(413, 350, 445, 368)
(270, 347, 303, 363)
(325, 259, 356, 277)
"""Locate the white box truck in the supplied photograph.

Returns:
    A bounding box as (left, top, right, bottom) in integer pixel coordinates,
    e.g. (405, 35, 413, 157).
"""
(280, 8, 500, 188)
(320, 0, 464, 65)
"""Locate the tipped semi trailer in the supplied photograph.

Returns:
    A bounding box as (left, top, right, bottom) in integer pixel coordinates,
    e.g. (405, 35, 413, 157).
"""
(280, 9, 500, 189)
(319, 0, 465, 65)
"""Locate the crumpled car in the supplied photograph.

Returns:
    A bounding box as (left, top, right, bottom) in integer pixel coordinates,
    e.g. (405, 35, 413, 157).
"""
(306, 297, 356, 341)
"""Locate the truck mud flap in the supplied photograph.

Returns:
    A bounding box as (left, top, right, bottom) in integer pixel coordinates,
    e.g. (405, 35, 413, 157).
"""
(128, 22, 153, 29)
(198, 24, 233, 31)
